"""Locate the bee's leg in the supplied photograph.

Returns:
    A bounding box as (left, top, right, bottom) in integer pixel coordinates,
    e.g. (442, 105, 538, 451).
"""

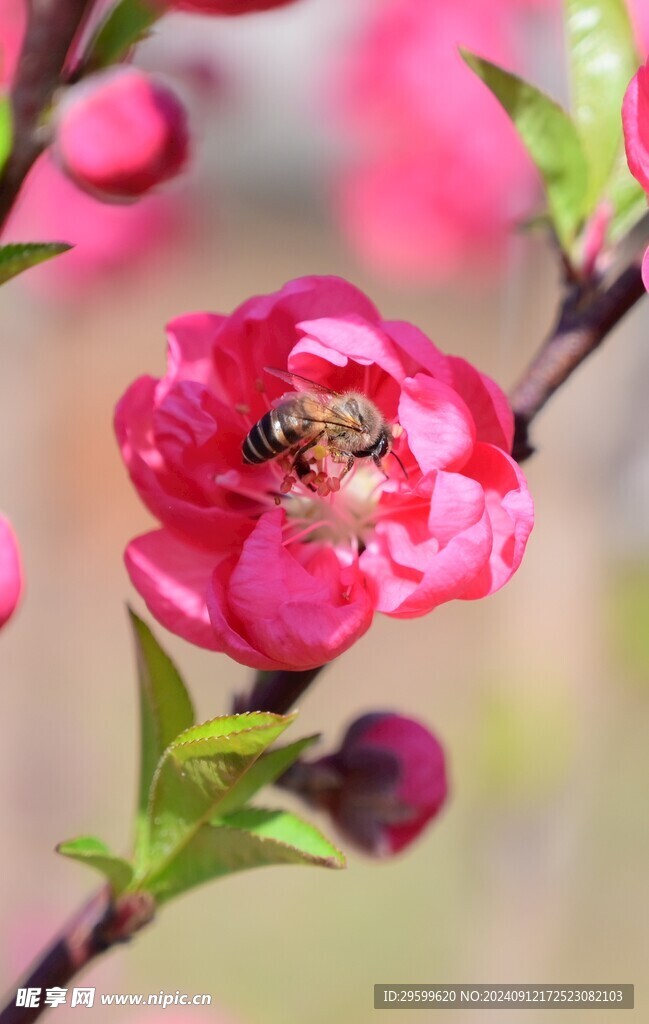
(291, 432, 326, 488)
(329, 451, 355, 481)
(372, 454, 390, 479)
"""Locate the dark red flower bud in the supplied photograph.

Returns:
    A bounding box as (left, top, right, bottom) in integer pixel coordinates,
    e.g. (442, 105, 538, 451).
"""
(287, 713, 448, 857)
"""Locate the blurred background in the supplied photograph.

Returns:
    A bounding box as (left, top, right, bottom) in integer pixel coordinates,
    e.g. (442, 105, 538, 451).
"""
(1, 0, 649, 1022)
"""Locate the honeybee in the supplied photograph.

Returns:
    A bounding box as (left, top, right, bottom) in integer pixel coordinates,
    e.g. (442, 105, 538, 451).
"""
(242, 367, 405, 485)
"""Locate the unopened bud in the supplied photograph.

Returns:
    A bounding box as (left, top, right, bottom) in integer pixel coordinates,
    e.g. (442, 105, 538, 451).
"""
(54, 68, 189, 202)
(287, 712, 448, 857)
(159, 0, 297, 13)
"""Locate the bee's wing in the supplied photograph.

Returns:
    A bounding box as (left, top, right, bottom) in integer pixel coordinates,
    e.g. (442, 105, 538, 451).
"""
(264, 366, 343, 397)
(298, 394, 365, 433)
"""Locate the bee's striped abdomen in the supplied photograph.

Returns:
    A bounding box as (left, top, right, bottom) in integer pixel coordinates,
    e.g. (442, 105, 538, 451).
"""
(242, 408, 304, 465)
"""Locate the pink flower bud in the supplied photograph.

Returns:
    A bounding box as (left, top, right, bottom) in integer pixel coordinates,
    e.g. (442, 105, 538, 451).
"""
(0, 514, 22, 629)
(158, 0, 296, 13)
(622, 58, 649, 195)
(54, 68, 189, 201)
(297, 713, 448, 857)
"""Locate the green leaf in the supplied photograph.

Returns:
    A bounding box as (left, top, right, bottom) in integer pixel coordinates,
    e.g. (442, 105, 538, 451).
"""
(0, 95, 11, 176)
(87, 0, 159, 69)
(216, 734, 320, 817)
(565, 0, 640, 213)
(462, 50, 589, 251)
(57, 837, 134, 895)
(141, 712, 296, 880)
(0, 243, 71, 286)
(605, 149, 648, 241)
(129, 610, 194, 859)
(149, 809, 345, 903)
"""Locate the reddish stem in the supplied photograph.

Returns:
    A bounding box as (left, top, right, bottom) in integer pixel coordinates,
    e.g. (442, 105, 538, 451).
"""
(0, 890, 155, 1024)
(0, 0, 95, 229)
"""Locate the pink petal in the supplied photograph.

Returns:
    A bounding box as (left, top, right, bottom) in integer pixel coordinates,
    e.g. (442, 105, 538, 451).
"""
(222, 511, 374, 669)
(161, 312, 225, 400)
(622, 63, 649, 194)
(361, 471, 491, 615)
(447, 355, 514, 451)
(382, 320, 452, 381)
(207, 557, 289, 670)
(125, 530, 220, 650)
(459, 442, 534, 599)
(115, 377, 252, 551)
(0, 515, 22, 628)
(398, 373, 476, 472)
(293, 315, 406, 382)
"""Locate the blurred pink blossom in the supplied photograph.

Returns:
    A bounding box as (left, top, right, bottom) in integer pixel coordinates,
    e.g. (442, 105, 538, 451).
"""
(0, 514, 22, 629)
(116, 276, 534, 670)
(0, 0, 24, 87)
(628, 0, 649, 55)
(330, 0, 539, 283)
(54, 68, 189, 201)
(4, 153, 186, 296)
(156, 0, 297, 13)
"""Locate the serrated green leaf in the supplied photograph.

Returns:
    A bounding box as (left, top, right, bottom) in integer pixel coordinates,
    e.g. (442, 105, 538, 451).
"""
(216, 734, 320, 817)
(57, 837, 134, 895)
(565, 0, 640, 213)
(0, 243, 71, 286)
(87, 0, 159, 69)
(0, 95, 11, 175)
(141, 712, 296, 879)
(462, 50, 589, 251)
(149, 809, 345, 903)
(129, 610, 194, 859)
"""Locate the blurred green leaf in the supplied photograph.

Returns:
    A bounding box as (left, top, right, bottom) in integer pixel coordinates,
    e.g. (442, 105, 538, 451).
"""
(605, 150, 647, 240)
(0, 243, 71, 285)
(87, 0, 159, 69)
(129, 610, 194, 860)
(57, 837, 134, 895)
(216, 734, 320, 817)
(462, 50, 589, 251)
(150, 809, 344, 903)
(142, 712, 296, 878)
(475, 688, 575, 805)
(0, 95, 11, 175)
(607, 565, 649, 680)
(565, 0, 640, 214)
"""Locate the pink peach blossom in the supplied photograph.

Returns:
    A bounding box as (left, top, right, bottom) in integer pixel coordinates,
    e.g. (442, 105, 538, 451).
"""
(116, 276, 534, 670)
(0, 514, 22, 629)
(330, 0, 538, 282)
(54, 68, 189, 201)
(622, 57, 649, 195)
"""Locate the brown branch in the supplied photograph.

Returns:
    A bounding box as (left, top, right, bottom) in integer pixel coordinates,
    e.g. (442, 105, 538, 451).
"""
(511, 257, 646, 462)
(0, 889, 154, 1024)
(0, 0, 94, 229)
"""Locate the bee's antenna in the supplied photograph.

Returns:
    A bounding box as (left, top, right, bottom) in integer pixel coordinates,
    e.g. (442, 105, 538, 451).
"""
(390, 451, 408, 480)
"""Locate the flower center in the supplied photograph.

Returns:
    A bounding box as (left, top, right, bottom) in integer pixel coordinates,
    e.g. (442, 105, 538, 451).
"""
(281, 459, 386, 551)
